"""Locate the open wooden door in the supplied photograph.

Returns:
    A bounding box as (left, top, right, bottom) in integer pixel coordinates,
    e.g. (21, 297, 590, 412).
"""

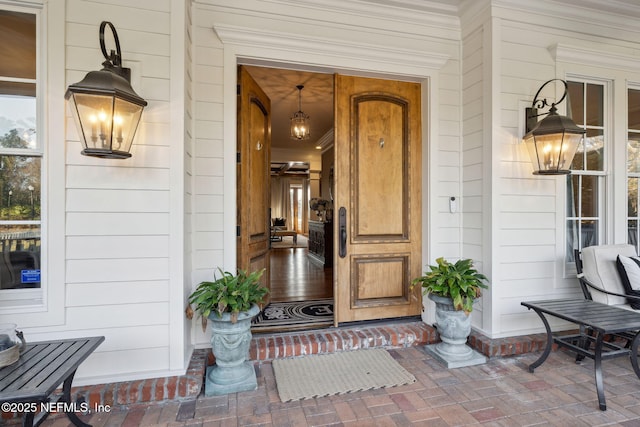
(334, 74, 422, 323)
(237, 66, 271, 305)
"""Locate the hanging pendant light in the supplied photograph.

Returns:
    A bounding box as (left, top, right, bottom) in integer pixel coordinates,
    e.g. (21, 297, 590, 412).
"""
(290, 85, 310, 140)
(65, 21, 147, 159)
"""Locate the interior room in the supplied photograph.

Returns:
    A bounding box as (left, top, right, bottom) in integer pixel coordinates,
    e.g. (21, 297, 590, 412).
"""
(243, 66, 335, 329)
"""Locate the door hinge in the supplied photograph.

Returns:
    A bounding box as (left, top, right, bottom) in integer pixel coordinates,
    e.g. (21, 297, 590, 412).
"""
(237, 152, 241, 163)
(236, 225, 240, 237)
(237, 84, 241, 96)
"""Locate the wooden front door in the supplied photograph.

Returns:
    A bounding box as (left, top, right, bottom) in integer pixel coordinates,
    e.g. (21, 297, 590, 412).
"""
(334, 74, 422, 323)
(237, 66, 271, 305)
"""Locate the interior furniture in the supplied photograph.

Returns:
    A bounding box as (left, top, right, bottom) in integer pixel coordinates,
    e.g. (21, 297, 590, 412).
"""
(308, 220, 333, 267)
(521, 299, 640, 411)
(270, 218, 287, 242)
(0, 336, 105, 427)
(272, 230, 297, 244)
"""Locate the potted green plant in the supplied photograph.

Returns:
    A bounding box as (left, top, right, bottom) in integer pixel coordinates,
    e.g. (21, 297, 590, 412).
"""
(411, 257, 488, 314)
(188, 267, 269, 396)
(411, 257, 489, 367)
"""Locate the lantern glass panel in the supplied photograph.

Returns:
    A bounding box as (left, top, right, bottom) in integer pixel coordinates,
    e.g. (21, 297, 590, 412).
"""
(113, 98, 143, 154)
(557, 132, 582, 171)
(523, 133, 541, 172)
(69, 93, 114, 151)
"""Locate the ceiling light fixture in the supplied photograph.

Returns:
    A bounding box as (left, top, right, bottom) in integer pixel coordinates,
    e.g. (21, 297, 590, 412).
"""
(523, 79, 585, 175)
(65, 21, 147, 159)
(290, 85, 310, 140)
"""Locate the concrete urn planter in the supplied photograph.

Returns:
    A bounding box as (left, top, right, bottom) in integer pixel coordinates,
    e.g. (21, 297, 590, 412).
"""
(426, 294, 486, 368)
(205, 303, 260, 396)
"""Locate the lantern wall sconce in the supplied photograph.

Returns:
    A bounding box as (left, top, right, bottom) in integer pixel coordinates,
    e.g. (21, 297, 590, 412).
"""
(523, 79, 585, 175)
(65, 21, 147, 159)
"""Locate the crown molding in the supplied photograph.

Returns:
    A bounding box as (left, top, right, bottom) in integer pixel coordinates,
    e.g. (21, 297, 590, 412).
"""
(316, 128, 334, 154)
(550, 43, 640, 73)
(492, 0, 640, 37)
(213, 23, 451, 72)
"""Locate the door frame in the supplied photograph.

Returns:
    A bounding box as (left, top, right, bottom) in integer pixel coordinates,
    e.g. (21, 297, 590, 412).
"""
(215, 25, 449, 324)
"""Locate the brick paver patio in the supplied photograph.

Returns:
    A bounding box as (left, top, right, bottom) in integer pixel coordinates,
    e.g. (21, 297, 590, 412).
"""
(36, 345, 640, 426)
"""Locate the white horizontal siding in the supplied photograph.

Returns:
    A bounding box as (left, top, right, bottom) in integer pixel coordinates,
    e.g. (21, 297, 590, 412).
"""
(66, 281, 169, 306)
(67, 258, 169, 283)
(67, 190, 169, 212)
(76, 347, 170, 384)
(66, 236, 169, 259)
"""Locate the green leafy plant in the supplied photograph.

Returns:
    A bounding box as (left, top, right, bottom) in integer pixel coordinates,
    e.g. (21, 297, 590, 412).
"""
(411, 257, 488, 314)
(188, 268, 269, 323)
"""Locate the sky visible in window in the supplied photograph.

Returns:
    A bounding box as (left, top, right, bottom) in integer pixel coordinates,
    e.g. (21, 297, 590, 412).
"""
(0, 94, 36, 147)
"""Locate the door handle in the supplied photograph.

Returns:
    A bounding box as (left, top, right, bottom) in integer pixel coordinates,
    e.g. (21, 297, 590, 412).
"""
(339, 207, 347, 258)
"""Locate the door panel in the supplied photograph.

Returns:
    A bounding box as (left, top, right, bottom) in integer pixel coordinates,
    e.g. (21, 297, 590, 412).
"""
(355, 98, 407, 239)
(237, 66, 271, 305)
(335, 74, 422, 323)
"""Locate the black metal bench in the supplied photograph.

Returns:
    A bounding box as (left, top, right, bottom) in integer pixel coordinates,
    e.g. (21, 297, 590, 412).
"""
(0, 336, 104, 426)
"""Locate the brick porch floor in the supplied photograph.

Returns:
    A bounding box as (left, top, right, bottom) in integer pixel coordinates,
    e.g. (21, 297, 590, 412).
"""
(56, 319, 550, 409)
(3, 319, 573, 426)
(34, 344, 640, 426)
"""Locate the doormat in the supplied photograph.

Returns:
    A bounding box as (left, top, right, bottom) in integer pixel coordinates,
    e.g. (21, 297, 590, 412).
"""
(252, 299, 333, 332)
(272, 348, 416, 402)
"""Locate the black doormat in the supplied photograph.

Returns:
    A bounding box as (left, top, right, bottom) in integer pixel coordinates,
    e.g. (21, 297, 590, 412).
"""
(252, 299, 333, 332)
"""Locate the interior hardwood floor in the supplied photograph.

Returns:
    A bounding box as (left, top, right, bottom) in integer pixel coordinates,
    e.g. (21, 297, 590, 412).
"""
(269, 239, 333, 302)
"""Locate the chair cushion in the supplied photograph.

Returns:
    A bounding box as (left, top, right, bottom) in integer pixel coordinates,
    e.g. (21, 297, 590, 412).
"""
(616, 255, 640, 309)
(581, 244, 637, 306)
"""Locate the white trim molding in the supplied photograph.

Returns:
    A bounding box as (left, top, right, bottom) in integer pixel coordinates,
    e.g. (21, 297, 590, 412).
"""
(550, 43, 640, 73)
(213, 24, 451, 76)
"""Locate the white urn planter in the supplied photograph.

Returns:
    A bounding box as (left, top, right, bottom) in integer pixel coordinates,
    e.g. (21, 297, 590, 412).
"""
(205, 304, 260, 396)
(425, 294, 487, 368)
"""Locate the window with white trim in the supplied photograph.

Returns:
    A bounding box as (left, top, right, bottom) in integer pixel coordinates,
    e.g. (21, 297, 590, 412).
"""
(0, 8, 42, 294)
(628, 88, 640, 251)
(566, 80, 607, 262)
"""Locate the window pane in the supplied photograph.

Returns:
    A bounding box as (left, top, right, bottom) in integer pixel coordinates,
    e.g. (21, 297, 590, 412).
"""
(582, 220, 598, 248)
(630, 220, 639, 249)
(566, 219, 577, 263)
(1, 156, 40, 221)
(585, 129, 604, 171)
(0, 11, 36, 79)
(581, 175, 599, 218)
(586, 84, 604, 127)
(567, 81, 584, 125)
(0, 94, 36, 149)
(630, 89, 640, 130)
(0, 224, 40, 289)
(629, 177, 639, 217)
(629, 133, 640, 173)
(567, 175, 580, 217)
(0, 81, 36, 98)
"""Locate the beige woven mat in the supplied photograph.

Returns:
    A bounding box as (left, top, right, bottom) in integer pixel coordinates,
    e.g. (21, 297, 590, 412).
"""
(272, 348, 416, 401)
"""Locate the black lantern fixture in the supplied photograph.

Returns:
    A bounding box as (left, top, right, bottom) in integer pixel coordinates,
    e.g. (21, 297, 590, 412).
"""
(65, 21, 147, 159)
(290, 85, 310, 140)
(523, 79, 585, 175)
